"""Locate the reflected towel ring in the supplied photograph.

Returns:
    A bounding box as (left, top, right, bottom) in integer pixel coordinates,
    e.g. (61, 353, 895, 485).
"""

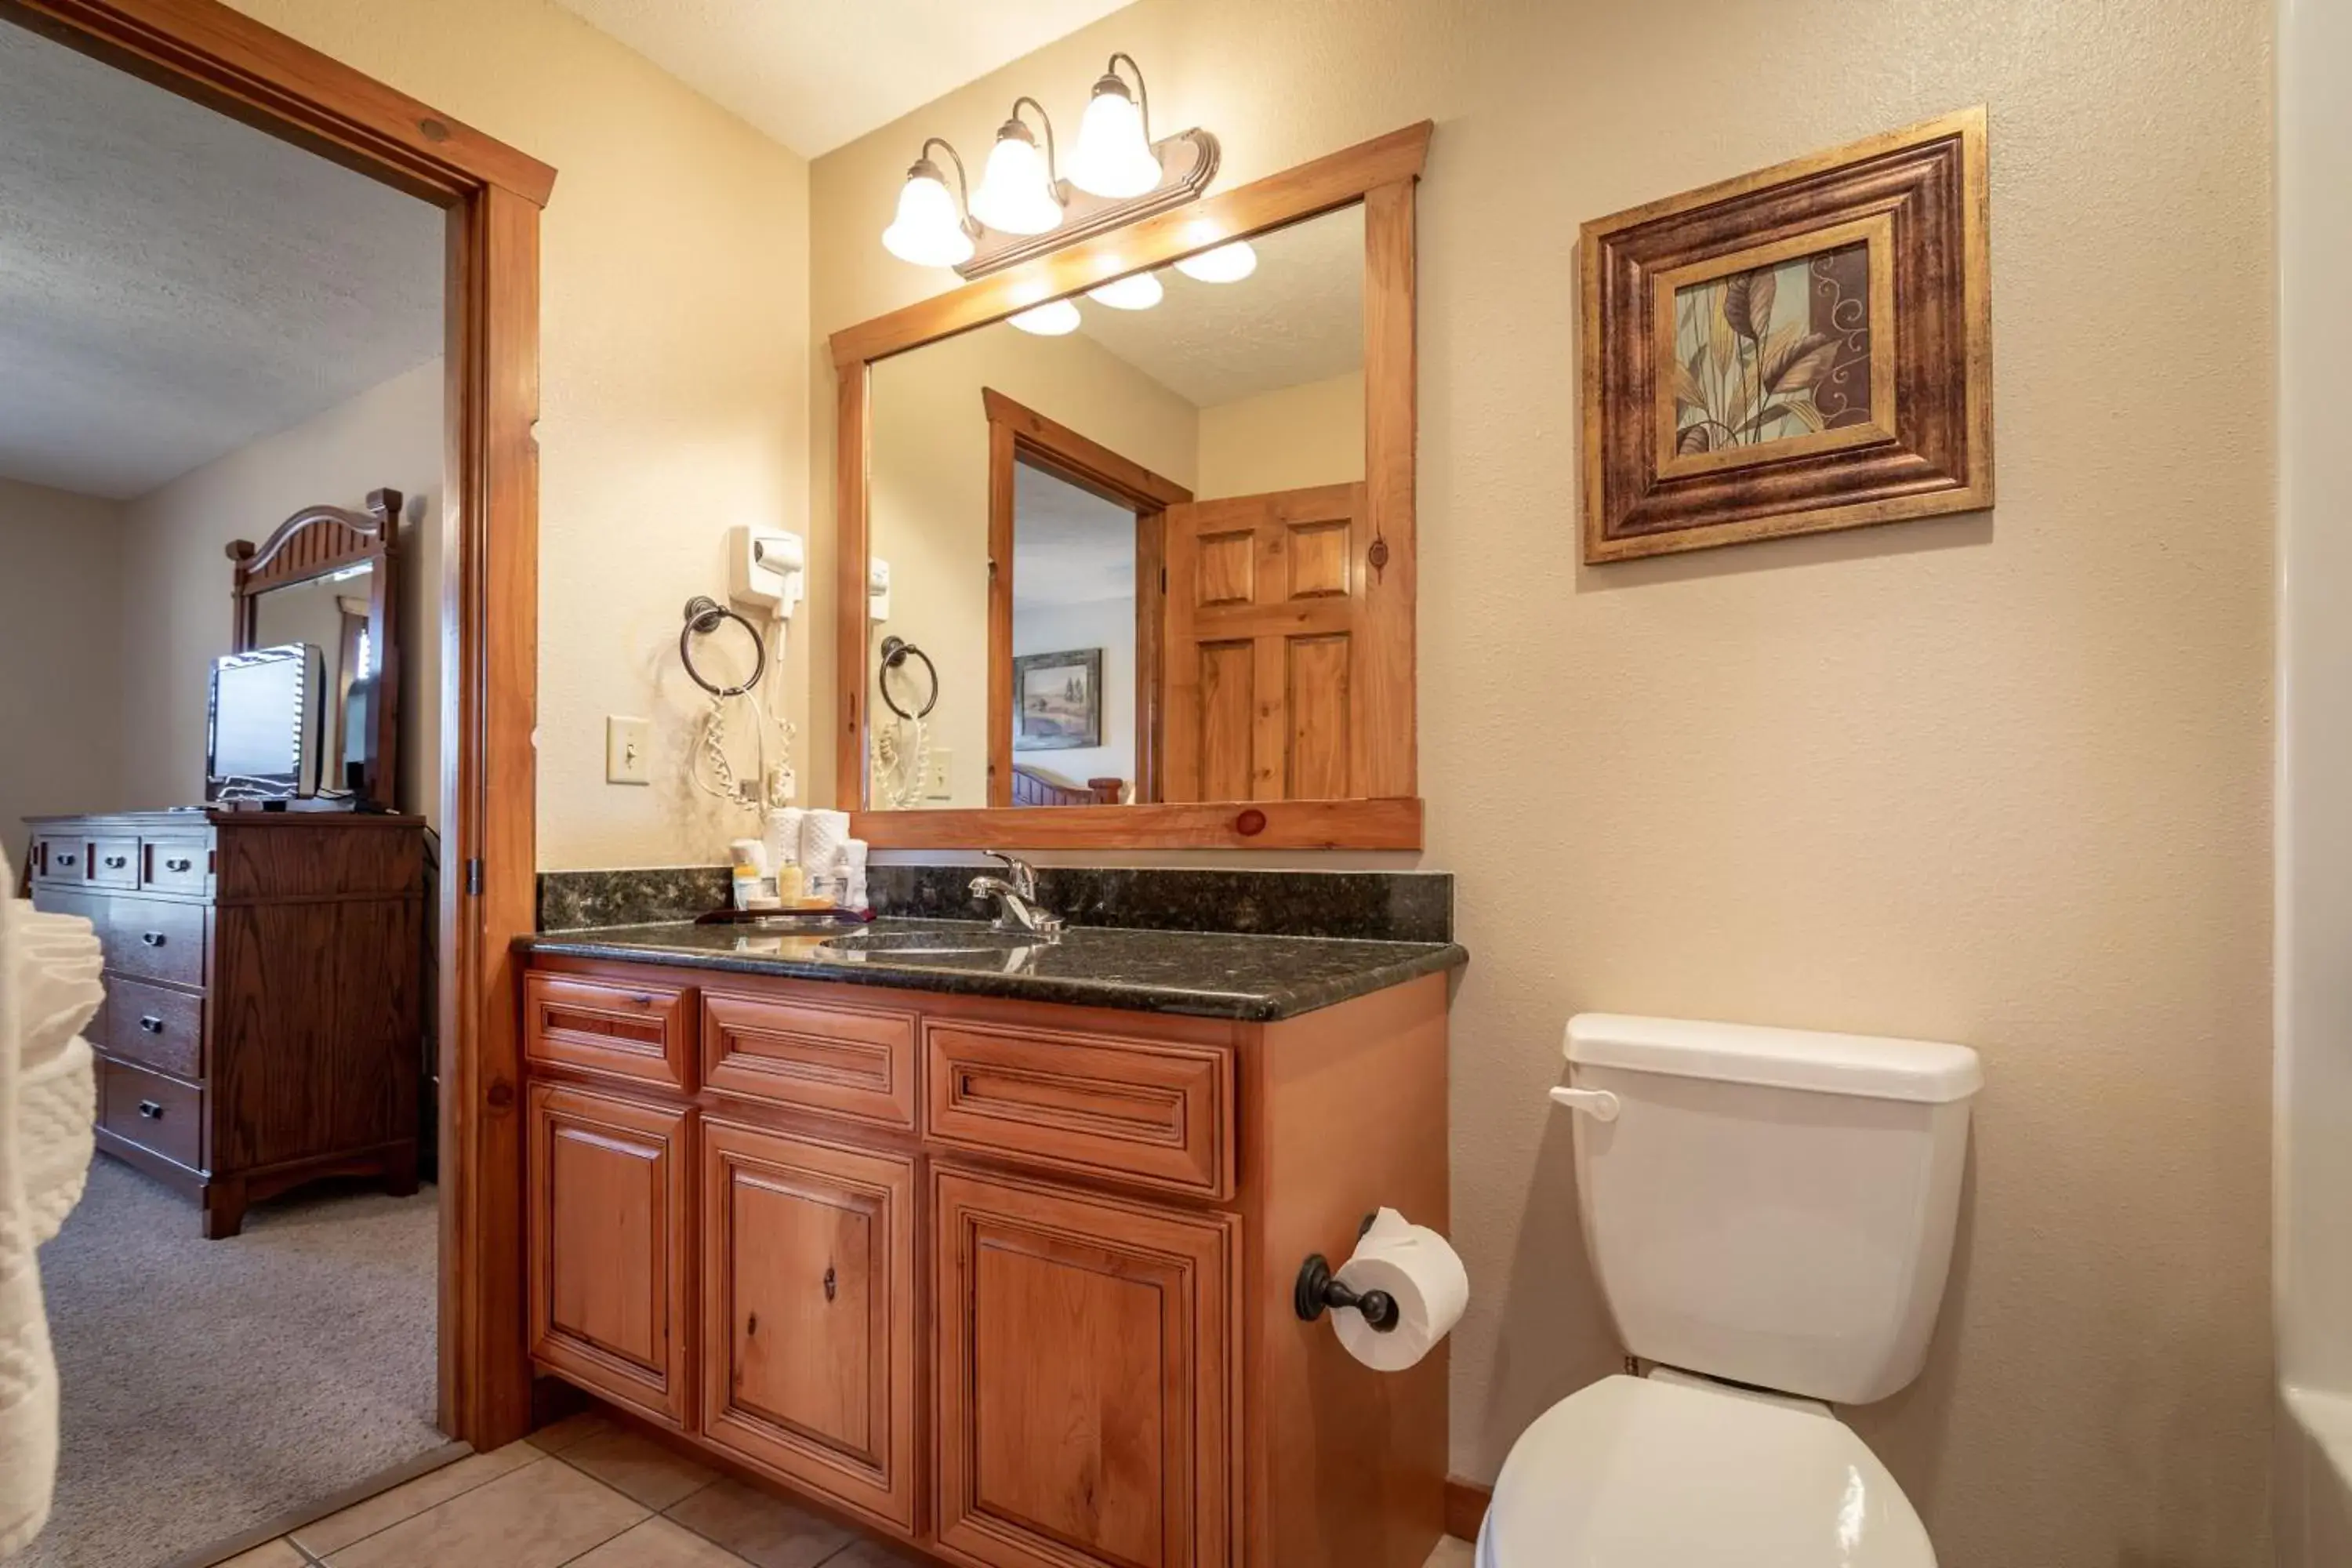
(877, 634, 938, 720)
(681, 596, 766, 698)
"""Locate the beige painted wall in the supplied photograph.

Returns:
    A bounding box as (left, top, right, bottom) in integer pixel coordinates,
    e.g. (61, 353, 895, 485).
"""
(119, 358, 444, 822)
(1196, 371, 1363, 499)
(869, 319, 1196, 808)
(809, 2, 2276, 1563)
(0, 477, 127, 842)
(220, 0, 812, 869)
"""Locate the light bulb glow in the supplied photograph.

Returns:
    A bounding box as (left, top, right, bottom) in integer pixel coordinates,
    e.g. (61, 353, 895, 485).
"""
(1007, 299, 1082, 336)
(1087, 272, 1163, 310)
(1174, 241, 1257, 284)
(970, 126, 1063, 235)
(880, 165, 973, 267)
(1069, 83, 1161, 198)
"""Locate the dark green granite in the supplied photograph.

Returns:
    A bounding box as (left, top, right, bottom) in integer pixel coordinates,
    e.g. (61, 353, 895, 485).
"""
(517, 918, 1465, 1022)
(868, 865, 1453, 942)
(537, 866, 731, 931)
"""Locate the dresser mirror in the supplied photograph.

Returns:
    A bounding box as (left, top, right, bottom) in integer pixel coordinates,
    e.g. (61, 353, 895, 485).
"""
(227, 488, 404, 808)
(835, 123, 1429, 850)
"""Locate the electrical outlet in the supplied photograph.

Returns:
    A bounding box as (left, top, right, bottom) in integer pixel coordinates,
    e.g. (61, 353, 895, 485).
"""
(925, 748, 953, 799)
(606, 717, 651, 785)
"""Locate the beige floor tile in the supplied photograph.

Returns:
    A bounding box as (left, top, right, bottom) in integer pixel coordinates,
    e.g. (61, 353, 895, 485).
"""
(824, 1538, 929, 1568)
(568, 1515, 762, 1566)
(560, 1425, 721, 1510)
(213, 1541, 307, 1568)
(524, 1410, 617, 1454)
(662, 1478, 854, 1568)
(290, 1443, 539, 1557)
(1425, 1534, 1475, 1568)
(321, 1455, 648, 1568)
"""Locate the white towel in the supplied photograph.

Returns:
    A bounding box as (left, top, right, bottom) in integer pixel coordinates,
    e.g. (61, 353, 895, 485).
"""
(0, 847, 103, 1556)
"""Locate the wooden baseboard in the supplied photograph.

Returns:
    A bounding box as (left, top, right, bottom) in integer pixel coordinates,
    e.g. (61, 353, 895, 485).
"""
(1443, 1475, 1492, 1542)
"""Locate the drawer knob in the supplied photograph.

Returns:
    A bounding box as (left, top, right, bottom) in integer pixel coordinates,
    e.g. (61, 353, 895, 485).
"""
(165, 857, 193, 873)
(823, 1265, 837, 1303)
(140, 931, 166, 948)
(136, 1100, 164, 1120)
(138, 1015, 164, 1034)
(103, 855, 127, 869)
(59, 852, 78, 867)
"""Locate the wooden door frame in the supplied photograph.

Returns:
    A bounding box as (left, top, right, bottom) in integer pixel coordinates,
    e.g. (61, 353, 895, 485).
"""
(834, 122, 1429, 852)
(3, 0, 552, 1449)
(980, 388, 1191, 810)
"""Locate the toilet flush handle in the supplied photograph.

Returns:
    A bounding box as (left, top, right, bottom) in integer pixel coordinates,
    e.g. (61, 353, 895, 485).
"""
(1548, 1086, 1621, 1122)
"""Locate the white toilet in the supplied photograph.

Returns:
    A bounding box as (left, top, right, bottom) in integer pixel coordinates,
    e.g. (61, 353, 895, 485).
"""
(1478, 1012, 1983, 1567)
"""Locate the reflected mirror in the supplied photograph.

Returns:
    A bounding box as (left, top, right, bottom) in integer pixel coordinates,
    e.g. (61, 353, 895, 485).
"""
(251, 561, 379, 795)
(867, 202, 1371, 811)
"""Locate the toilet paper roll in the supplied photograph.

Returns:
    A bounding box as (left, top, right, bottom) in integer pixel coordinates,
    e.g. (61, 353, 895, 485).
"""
(764, 808, 805, 869)
(800, 810, 851, 877)
(1330, 1207, 1469, 1373)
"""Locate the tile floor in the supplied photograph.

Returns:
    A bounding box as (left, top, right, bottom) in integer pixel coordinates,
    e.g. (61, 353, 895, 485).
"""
(215, 1412, 1477, 1568)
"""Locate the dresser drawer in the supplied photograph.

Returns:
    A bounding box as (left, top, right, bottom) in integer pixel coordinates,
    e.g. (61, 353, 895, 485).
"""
(142, 840, 209, 895)
(922, 1020, 1235, 1198)
(702, 989, 917, 1128)
(88, 837, 139, 890)
(101, 1059, 204, 1171)
(525, 973, 691, 1091)
(31, 834, 89, 887)
(107, 978, 205, 1080)
(106, 897, 207, 989)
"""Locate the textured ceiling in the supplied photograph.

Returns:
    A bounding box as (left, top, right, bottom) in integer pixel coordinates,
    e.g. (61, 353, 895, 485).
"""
(545, 0, 1134, 158)
(1013, 460, 1134, 609)
(1076, 204, 1363, 408)
(0, 23, 443, 500)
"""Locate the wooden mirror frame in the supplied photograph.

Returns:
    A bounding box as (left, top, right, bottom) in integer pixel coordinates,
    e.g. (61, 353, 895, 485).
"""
(833, 122, 1431, 851)
(227, 487, 403, 807)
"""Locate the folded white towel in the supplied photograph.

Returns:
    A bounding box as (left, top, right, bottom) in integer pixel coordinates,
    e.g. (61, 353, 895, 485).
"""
(0, 848, 104, 1555)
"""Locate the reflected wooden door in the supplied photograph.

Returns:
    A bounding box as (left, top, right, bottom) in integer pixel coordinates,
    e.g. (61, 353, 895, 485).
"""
(1161, 481, 1385, 802)
(934, 1168, 1238, 1568)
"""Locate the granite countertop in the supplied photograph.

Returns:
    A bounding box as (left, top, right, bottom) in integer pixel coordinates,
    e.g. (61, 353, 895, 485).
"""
(517, 917, 1466, 1022)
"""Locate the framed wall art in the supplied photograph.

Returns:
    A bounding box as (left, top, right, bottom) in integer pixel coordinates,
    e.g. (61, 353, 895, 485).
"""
(1011, 648, 1103, 750)
(1581, 108, 1991, 562)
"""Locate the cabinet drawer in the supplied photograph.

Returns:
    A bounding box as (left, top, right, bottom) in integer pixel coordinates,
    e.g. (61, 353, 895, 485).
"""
(924, 1021, 1235, 1199)
(107, 978, 205, 1080)
(143, 840, 209, 895)
(526, 974, 692, 1091)
(89, 837, 139, 890)
(31, 834, 89, 887)
(702, 990, 917, 1129)
(107, 897, 207, 989)
(101, 1058, 203, 1170)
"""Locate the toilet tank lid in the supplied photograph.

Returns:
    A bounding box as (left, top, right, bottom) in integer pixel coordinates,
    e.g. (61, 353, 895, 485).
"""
(1566, 1013, 1983, 1103)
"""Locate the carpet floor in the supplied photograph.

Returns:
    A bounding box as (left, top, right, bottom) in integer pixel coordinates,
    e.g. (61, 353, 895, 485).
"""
(8, 1156, 442, 1568)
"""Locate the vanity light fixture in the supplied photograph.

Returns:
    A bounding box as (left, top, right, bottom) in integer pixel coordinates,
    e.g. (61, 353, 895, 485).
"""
(1069, 54, 1163, 198)
(1086, 271, 1164, 310)
(1007, 299, 1083, 336)
(1175, 240, 1258, 283)
(880, 138, 978, 267)
(968, 97, 1066, 236)
(877, 53, 1220, 281)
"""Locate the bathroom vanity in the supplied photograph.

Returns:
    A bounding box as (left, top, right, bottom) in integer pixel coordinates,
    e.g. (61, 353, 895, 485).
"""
(517, 918, 1461, 1568)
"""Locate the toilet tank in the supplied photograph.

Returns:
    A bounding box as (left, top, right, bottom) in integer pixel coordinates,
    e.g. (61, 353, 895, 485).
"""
(1564, 1014, 1981, 1406)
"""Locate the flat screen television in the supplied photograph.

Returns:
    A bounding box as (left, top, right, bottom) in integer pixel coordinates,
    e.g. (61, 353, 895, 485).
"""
(205, 644, 325, 802)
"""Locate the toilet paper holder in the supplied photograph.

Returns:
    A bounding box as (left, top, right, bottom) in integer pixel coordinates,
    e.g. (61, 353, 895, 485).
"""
(1294, 1212, 1400, 1334)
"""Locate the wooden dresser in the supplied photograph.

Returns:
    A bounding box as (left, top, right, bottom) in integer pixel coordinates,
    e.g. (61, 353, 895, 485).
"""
(520, 950, 1450, 1568)
(23, 809, 427, 1237)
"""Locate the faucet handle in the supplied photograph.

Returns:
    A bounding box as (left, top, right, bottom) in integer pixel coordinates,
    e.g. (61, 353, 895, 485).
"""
(982, 849, 1037, 897)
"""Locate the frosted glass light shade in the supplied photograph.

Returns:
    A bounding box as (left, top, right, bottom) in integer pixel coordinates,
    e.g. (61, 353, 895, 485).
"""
(880, 166, 972, 267)
(1175, 241, 1258, 283)
(1087, 272, 1163, 310)
(1069, 84, 1161, 198)
(970, 129, 1063, 235)
(1007, 299, 1082, 336)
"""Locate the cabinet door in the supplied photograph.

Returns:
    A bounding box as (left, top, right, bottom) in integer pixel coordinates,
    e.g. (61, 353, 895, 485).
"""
(700, 1118, 916, 1531)
(935, 1168, 1239, 1568)
(528, 1083, 692, 1428)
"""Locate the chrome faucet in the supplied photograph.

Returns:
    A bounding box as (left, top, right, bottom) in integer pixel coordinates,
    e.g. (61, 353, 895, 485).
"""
(968, 851, 1064, 936)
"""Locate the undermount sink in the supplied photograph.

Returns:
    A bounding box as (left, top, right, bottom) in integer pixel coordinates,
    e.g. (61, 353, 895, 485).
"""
(818, 927, 1042, 957)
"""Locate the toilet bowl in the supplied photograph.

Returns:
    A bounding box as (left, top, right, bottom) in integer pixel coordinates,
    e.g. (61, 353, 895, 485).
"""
(1475, 1014, 1980, 1568)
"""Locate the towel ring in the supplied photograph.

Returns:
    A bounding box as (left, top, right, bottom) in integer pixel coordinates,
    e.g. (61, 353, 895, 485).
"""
(877, 635, 938, 720)
(680, 596, 765, 699)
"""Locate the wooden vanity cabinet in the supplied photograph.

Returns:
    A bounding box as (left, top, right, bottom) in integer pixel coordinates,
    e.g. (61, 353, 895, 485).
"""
(522, 957, 1450, 1568)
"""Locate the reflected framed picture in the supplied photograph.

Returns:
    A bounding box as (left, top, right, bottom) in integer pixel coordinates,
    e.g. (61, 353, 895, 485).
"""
(1011, 648, 1103, 750)
(1581, 108, 1991, 562)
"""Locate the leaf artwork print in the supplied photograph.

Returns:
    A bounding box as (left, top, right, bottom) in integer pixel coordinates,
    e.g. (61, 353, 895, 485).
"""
(1672, 241, 1872, 456)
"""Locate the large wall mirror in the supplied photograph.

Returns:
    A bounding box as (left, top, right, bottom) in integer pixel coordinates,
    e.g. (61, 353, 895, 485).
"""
(835, 124, 1429, 850)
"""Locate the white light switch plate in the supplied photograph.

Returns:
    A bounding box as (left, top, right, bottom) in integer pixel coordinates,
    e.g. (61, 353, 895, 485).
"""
(606, 717, 651, 785)
(926, 748, 953, 799)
